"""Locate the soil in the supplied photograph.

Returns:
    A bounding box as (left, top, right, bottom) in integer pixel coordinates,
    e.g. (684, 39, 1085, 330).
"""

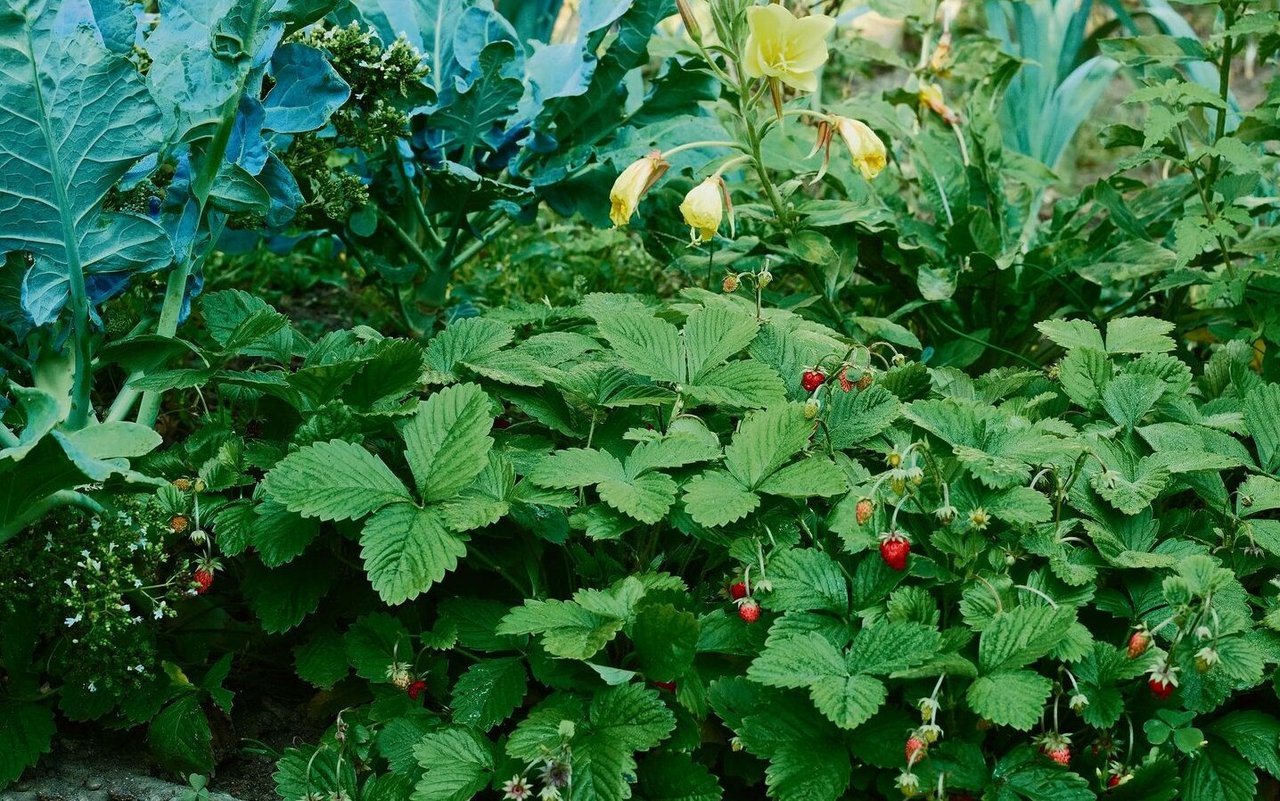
(2, 680, 324, 801)
(0, 735, 244, 801)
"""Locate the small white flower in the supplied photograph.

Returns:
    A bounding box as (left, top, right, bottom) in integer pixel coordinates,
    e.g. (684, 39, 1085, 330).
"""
(64, 614, 82, 627)
(87, 681, 97, 693)
(501, 775, 532, 801)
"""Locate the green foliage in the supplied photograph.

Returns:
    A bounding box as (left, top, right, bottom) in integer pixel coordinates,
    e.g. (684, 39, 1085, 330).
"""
(103, 287, 1278, 800)
(3, 0, 1280, 798)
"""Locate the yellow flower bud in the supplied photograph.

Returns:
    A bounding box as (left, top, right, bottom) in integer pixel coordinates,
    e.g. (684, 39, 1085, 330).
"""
(679, 177, 725, 244)
(832, 116, 887, 180)
(919, 81, 960, 125)
(676, 0, 702, 43)
(742, 4, 836, 93)
(609, 151, 669, 228)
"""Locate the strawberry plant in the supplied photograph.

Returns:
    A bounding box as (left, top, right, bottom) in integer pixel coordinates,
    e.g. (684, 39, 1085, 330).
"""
(1, 1, 1279, 799)
(100, 287, 1277, 801)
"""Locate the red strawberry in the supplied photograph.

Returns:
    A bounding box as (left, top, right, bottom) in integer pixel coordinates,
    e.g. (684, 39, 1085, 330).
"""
(729, 581, 748, 600)
(737, 599, 760, 624)
(194, 569, 214, 594)
(493, 418, 511, 430)
(1127, 630, 1151, 659)
(839, 368, 854, 392)
(905, 735, 927, 764)
(654, 680, 677, 693)
(1108, 775, 1122, 789)
(1046, 746, 1071, 766)
(855, 499, 874, 526)
(879, 532, 910, 571)
(406, 680, 427, 701)
(801, 369, 825, 393)
(1148, 676, 1175, 700)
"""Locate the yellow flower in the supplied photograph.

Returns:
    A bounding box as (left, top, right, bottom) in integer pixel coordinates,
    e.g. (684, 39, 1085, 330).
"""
(679, 177, 726, 244)
(742, 4, 836, 93)
(609, 151, 669, 227)
(833, 116, 887, 180)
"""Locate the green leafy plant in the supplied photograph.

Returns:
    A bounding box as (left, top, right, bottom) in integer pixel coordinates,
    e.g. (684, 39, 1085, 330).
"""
(3, 1, 1280, 798)
(0, 0, 349, 535)
(121, 283, 1280, 801)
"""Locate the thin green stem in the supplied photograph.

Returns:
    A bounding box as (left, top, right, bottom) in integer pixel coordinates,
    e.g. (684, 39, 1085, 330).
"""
(1178, 126, 1238, 286)
(0, 490, 104, 545)
(375, 206, 436, 272)
(388, 138, 444, 249)
(453, 216, 516, 269)
(739, 97, 789, 225)
(713, 154, 752, 177)
(933, 316, 1038, 367)
(1209, 3, 1236, 184)
(130, 0, 272, 428)
(660, 140, 742, 159)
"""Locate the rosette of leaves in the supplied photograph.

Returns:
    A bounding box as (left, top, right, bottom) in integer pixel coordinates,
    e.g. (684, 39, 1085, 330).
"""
(261, 382, 499, 604)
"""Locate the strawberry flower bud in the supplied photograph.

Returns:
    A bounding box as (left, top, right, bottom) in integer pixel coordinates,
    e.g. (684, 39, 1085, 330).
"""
(1069, 692, 1089, 713)
(917, 697, 939, 721)
(896, 770, 920, 797)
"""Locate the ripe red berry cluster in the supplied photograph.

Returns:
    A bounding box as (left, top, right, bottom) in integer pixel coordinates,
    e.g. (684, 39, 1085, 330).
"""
(879, 531, 910, 571)
(1045, 745, 1071, 766)
(1127, 630, 1150, 659)
(855, 499, 874, 526)
(1148, 676, 1175, 700)
(193, 568, 214, 594)
(904, 735, 927, 764)
(801, 369, 825, 393)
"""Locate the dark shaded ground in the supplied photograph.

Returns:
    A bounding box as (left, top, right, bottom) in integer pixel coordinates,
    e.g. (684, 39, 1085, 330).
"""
(0, 736, 244, 801)
(2, 681, 323, 801)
